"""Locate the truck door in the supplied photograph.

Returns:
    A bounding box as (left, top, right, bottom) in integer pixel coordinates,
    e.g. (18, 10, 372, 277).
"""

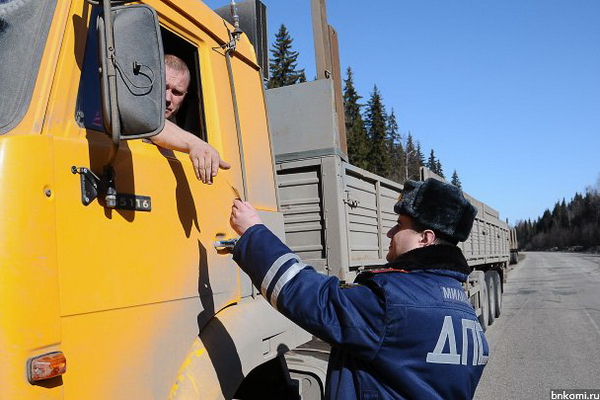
(42, 2, 245, 397)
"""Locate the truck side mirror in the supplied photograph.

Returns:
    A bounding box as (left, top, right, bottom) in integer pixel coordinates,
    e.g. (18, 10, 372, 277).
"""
(97, 3, 165, 141)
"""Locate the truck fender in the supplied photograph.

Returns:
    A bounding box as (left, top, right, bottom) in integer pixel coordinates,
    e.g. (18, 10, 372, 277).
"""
(170, 296, 311, 400)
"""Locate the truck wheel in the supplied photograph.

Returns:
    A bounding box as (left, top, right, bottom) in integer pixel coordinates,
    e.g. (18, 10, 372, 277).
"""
(493, 271, 502, 318)
(477, 272, 489, 330)
(485, 271, 496, 326)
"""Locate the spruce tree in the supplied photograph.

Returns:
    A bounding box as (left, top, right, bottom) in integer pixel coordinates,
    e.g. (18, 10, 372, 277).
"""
(436, 160, 445, 178)
(409, 141, 424, 180)
(387, 108, 404, 182)
(267, 24, 306, 89)
(425, 149, 444, 177)
(415, 142, 425, 167)
(343, 67, 369, 169)
(426, 149, 438, 173)
(405, 133, 420, 181)
(364, 85, 390, 176)
(451, 170, 462, 189)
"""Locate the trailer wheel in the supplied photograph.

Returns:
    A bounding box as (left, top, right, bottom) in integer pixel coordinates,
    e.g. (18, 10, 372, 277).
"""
(477, 272, 489, 330)
(485, 271, 496, 325)
(493, 271, 502, 318)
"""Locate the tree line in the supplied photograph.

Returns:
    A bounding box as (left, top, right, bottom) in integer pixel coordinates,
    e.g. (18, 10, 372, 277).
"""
(515, 183, 600, 252)
(267, 24, 463, 187)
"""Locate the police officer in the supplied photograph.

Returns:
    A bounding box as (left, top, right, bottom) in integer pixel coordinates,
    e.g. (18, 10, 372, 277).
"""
(230, 178, 488, 399)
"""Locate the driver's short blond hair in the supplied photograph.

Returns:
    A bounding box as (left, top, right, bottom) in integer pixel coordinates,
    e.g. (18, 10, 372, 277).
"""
(165, 54, 190, 81)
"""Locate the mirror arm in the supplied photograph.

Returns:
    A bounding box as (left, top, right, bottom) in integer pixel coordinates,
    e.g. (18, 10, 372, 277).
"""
(71, 166, 117, 208)
(101, 0, 121, 164)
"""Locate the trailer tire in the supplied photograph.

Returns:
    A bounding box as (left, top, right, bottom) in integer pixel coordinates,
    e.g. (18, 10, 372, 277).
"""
(493, 271, 502, 318)
(477, 272, 489, 330)
(484, 271, 496, 326)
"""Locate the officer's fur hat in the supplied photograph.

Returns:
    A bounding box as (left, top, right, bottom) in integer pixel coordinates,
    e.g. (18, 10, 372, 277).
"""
(394, 178, 477, 243)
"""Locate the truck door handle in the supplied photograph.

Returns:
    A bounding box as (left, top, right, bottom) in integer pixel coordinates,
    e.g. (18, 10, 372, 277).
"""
(213, 238, 238, 251)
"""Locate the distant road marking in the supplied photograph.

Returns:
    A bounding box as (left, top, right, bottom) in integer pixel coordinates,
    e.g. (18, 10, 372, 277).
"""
(583, 308, 600, 338)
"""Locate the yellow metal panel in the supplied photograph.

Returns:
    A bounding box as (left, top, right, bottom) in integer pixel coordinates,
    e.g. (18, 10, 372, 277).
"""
(61, 298, 201, 399)
(52, 135, 241, 316)
(230, 56, 278, 211)
(0, 135, 63, 399)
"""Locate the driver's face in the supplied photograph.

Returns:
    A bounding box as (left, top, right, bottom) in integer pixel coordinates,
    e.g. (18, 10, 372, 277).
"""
(165, 66, 190, 120)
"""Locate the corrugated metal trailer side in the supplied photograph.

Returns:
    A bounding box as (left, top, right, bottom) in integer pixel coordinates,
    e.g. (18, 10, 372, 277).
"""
(276, 155, 403, 283)
(278, 161, 510, 285)
(460, 194, 510, 268)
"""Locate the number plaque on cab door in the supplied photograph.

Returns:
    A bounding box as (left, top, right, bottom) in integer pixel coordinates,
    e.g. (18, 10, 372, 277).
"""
(115, 194, 152, 211)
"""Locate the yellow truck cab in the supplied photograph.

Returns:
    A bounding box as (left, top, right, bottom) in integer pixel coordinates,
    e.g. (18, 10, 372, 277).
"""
(0, 0, 313, 398)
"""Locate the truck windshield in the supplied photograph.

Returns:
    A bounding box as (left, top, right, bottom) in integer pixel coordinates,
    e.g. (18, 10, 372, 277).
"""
(0, 0, 57, 135)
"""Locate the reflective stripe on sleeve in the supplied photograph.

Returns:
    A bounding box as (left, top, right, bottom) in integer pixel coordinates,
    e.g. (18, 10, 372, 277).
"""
(270, 262, 307, 309)
(260, 253, 300, 298)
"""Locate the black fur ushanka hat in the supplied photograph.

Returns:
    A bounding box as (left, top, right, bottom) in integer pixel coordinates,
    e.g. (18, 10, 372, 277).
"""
(394, 178, 477, 243)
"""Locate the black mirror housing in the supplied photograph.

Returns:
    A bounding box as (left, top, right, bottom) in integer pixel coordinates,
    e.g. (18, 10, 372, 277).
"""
(215, 0, 268, 79)
(98, 4, 165, 140)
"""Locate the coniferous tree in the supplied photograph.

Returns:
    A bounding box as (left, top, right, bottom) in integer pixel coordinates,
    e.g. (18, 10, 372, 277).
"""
(364, 85, 390, 176)
(412, 141, 425, 179)
(386, 108, 405, 182)
(267, 24, 306, 89)
(436, 160, 445, 178)
(387, 109, 400, 145)
(451, 170, 462, 189)
(426, 150, 438, 174)
(298, 70, 307, 83)
(426, 149, 445, 178)
(405, 133, 420, 181)
(343, 67, 369, 169)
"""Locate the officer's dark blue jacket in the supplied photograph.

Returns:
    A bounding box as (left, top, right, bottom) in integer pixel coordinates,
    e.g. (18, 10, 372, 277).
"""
(233, 224, 489, 400)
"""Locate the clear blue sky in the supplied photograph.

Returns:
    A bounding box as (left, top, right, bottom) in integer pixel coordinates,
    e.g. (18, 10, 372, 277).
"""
(204, 0, 600, 225)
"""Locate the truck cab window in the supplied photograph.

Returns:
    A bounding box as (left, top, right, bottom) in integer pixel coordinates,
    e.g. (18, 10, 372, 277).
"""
(161, 28, 208, 142)
(0, 0, 57, 135)
(76, 13, 207, 143)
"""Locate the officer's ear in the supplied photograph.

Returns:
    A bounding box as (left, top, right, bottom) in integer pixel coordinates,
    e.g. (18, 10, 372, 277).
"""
(419, 229, 437, 247)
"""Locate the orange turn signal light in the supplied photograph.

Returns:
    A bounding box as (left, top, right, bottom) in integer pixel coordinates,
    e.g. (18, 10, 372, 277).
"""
(27, 351, 67, 383)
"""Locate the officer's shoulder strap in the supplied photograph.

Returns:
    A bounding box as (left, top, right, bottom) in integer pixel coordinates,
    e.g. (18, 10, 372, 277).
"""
(369, 268, 410, 274)
(355, 268, 410, 284)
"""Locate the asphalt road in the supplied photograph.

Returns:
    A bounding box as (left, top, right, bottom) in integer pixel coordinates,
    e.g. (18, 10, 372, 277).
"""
(474, 252, 600, 400)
